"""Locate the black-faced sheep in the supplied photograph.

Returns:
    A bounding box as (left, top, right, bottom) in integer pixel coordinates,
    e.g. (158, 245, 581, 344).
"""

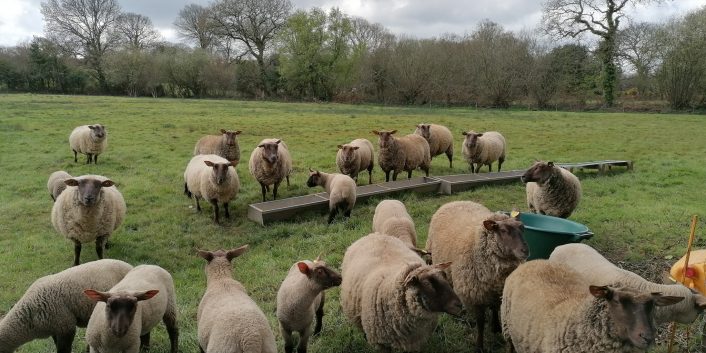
(372, 130, 431, 182)
(336, 138, 375, 184)
(372, 199, 418, 248)
(522, 160, 582, 218)
(248, 138, 293, 202)
(414, 123, 454, 168)
(47, 170, 72, 202)
(306, 169, 357, 224)
(51, 175, 126, 266)
(184, 154, 240, 223)
(194, 129, 242, 165)
(69, 124, 107, 164)
(426, 201, 527, 353)
(502, 259, 683, 353)
(461, 130, 506, 173)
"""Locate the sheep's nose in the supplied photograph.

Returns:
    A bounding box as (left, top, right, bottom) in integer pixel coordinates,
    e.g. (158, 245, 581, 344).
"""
(640, 332, 654, 343)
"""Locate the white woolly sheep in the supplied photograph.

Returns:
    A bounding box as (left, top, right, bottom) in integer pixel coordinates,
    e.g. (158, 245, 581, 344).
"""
(69, 124, 107, 164)
(372, 199, 418, 248)
(502, 260, 683, 353)
(51, 175, 126, 266)
(461, 130, 506, 173)
(306, 169, 357, 224)
(336, 138, 375, 184)
(0, 259, 132, 353)
(425, 201, 528, 353)
(47, 170, 72, 202)
(197, 246, 277, 353)
(184, 154, 240, 223)
(341, 233, 463, 352)
(194, 129, 242, 165)
(249, 138, 293, 202)
(522, 160, 582, 218)
(414, 123, 454, 168)
(84, 264, 178, 353)
(372, 130, 431, 182)
(276, 256, 342, 353)
(549, 243, 706, 324)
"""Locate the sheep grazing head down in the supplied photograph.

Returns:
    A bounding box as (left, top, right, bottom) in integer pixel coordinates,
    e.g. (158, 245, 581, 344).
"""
(521, 161, 555, 184)
(372, 130, 397, 149)
(416, 124, 432, 141)
(297, 256, 342, 289)
(88, 124, 106, 140)
(84, 289, 160, 337)
(220, 129, 241, 146)
(337, 144, 360, 163)
(64, 177, 115, 206)
(258, 140, 281, 164)
(204, 160, 232, 185)
(588, 285, 683, 349)
(483, 216, 529, 261)
(461, 130, 483, 149)
(306, 169, 323, 187)
(404, 262, 463, 315)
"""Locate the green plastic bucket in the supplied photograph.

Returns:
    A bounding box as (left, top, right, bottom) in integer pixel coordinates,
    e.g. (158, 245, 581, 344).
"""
(505, 212, 594, 260)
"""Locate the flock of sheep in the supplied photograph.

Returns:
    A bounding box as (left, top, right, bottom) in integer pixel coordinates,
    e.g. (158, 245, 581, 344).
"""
(3, 120, 699, 353)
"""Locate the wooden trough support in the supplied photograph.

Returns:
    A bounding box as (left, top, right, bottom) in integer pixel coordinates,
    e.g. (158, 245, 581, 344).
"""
(557, 160, 633, 174)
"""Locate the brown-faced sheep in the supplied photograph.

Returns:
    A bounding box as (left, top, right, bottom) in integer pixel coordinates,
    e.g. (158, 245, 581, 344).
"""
(249, 138, 292, 202)
(336, 138, 375, 184)
(372, 130, 431, 182)
(461, 130, 506, 173)
(372, 199, 417, 248)
(47, 170, 72, 202)
(69, 124, 107, 164)
(194, 129, 242, 165)
(184, 154, 240, 223)
(426, 201, 528, 353)
(306, 169, 357, 224)
(414, 123, 454, 168)
(522, 160, 582, 218)
(502, 260, 683, 353)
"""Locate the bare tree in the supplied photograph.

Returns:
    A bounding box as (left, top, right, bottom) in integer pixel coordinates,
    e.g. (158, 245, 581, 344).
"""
(41, 0, 121, 91)
(349, 17, 393, 51)
(617, 22, 660, 96)
(210, 0, 292, 96)
(542, 0, 660, 106)
(174, 4, 217, 50)
(115, 13, 161, 49)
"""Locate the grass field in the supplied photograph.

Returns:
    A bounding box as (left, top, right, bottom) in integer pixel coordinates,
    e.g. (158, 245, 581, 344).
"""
(1, 93, 705, 352)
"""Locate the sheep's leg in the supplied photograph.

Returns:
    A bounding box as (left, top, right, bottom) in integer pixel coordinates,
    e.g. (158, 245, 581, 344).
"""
(281, 324, 294, 353)
(446, 150, 453, 168)
(184, 182, 192, 198)
(286, 175, 290, 187)
(52, 328, 76, 353)
(210, 198, 220, 223)
(224, 202, 230, 219)
(163, 310, 179, 353)
(93, 154, 98, 164)
(498, 156, 504, 172)
(314, 291, 325, 335)
(140, 332, 150, 350)
(474, 305, 486, 353)
(491, 305, 501, 333)
(86, 153, 92, 164)
(327, 207, 338, 224)
(73, 150, 78, 162)
(469, 163, 475, 174)
(260, 183, 267, 202)
(422, 165, 430, 177)
(392, 170, 399, 181)
(385, 170, 391, 182)
(488, 164, 492, 173)
(368, 167, 373, 184)
(195, 197, 201, 212)
(72, 239, 82, 266)
(474, 164, 482, 173)
(95, 236, 106, 259)
(298, 325, 314, 353)
(407, 170, 413, 179)
(273, 181, 281, 200)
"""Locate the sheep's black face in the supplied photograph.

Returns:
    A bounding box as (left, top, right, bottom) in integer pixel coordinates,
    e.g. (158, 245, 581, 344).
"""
(484, 218, 528, 260)
(259, 142, 280, 164)
(311, 262, 342, 289)
(105, 295, 139, 337)
(65, 178, 115, 206)
(373, 130, 396, 149)
(462, 131, 482, 149)
(416, 124, 431, 141)
(407, 265, 463, 315)
(89, 124, 106, 140)
(306, 171, 321, 187)
(520, 161, 554, 184)
(221, 130, 240, 146)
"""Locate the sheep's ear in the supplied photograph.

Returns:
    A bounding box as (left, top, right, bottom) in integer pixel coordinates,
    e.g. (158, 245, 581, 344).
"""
(134, 290, 159, 301)
(101, 180, 115, 187)
(88, 125, 96, 130)
(548, 161, 554, 167)
(196, 249, 214, 262)
(435, 261, 452, 270)
(477, 133, 483, 137)
(693, 293, 706, 310)
(352, 146, 360, 150)
(371, 130, 379, 135)
(226, 245, 249, 261)
(390, 130, 397, 135)
(297, 262, 311, 276)
(337, 144, 343, 149)
(220, 129, 227, 134)
(652, 294, 684, 306)
(65, 179, 79, 186)
(84, 289, 110, 302)
(257, 144, 265, 148)
(589, 285, 612, 299)
(403, 272, 419, 287)
(235, 130, 242, 135)
(416, 124, 421, 128)
(315, 253, 323, 262)
(309, 167, 314, 173)
(275, 139, 282, 144)
(204, 161, 215, 167)
(482, 220, 498, 231)
(461, 131, 468, 136)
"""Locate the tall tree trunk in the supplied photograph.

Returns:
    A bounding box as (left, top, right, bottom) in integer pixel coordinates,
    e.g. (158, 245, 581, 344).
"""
(598, 37, 617, 107)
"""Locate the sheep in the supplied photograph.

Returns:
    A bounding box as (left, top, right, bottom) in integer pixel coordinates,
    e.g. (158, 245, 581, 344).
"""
(461, 130, 505, 173)
(47, 170, 72, 202)
(0, 259, 132, 353)
(501, 259, 684, 353)
(425, 200, 528, 353)
(276, 256, 342, 353)
(69, 124, 107, 164)
(522, 160, 582, 218)
(372, 130, 431, 182)
(84, 264, 178, 353)
(184, 154, 240, 224)
(197, 246, 277, 353)
(341, 233, 463, 352)
(306, 169, 357, 224)
(372, 199, 418, 248)
(194, 129, 242, 165)
(51, 175, 126, 266)
(248, 138, 293, 202)
(549, 243, 706, 324)
(336, 138, 375, 184)
(414, 123, 454, 168)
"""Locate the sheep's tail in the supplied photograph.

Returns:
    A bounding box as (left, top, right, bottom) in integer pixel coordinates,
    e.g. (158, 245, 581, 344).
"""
(184, 183, 192, 198)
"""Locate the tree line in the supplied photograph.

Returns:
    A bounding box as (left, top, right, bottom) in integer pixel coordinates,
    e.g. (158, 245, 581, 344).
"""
(0, 0, 704, 110)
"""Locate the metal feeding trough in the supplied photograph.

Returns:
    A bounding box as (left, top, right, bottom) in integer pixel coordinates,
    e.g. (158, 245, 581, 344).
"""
(436, 170, 525, 195)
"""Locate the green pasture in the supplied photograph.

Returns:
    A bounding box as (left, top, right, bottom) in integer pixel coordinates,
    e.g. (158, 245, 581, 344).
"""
(0, 94, 704, 352)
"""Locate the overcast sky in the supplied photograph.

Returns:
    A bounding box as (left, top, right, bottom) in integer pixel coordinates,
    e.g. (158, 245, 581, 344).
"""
(1, 0, 703, 47)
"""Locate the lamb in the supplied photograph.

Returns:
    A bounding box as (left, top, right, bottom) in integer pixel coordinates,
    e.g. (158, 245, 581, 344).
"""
(51, 175, 126, 266)
(184, 154, 240, 223)
(549, 243, 706, 324)
(306, 169, 357, 224)
(414, 123, 454, 168)
(501, 259, 683, 353)
(276, 256, 342, 353)
(248, 138, 293, 202)
(69, 124, 107, 164)
(372, 199, 418, 248)
(47, 170, 72, 201)
(522, 160, 582, 218)
(372, 130, 431, 182)
(341, 233, 463, 352)
(84, 264, 178, 353)
(336, 138, 375, 184)
(194, 129, 242, 165)
(461, 130, 506, 173)
(197, 246, 277, 353)
(425, 201, 528, 353)
(0, 259, 132, 353)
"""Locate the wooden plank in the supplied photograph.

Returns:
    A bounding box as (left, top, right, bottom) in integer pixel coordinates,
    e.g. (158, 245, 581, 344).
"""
(437, 170, 525, 194)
